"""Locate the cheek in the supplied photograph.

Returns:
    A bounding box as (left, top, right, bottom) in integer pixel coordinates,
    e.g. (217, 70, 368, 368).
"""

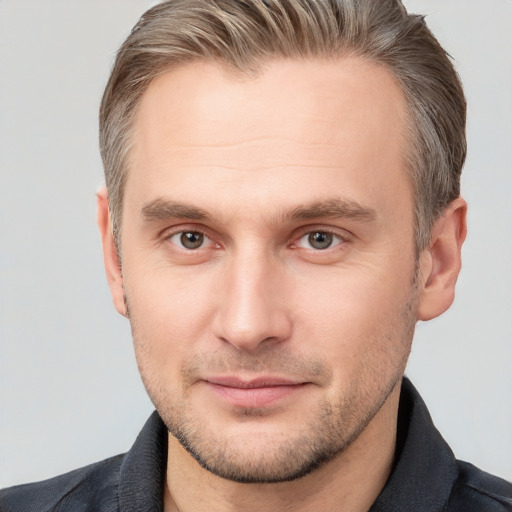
(125, 257, 216, 321)
(123, 268, 216, 376)
(292, 265, 417, 371)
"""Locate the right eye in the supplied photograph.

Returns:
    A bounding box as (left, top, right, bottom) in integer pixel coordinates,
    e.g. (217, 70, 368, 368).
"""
(168, 231, 210, 250)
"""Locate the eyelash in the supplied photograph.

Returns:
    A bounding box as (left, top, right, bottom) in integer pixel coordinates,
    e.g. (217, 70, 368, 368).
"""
(164, 228, 216, 251)
(294, 229, 348, 251)
(162, 225, 350, 253)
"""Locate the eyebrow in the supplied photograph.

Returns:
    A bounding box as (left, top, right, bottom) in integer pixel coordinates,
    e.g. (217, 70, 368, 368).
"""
(141, 198, 209, 221)
(289, 198, 377, 223)
(140, 197, 377, 224)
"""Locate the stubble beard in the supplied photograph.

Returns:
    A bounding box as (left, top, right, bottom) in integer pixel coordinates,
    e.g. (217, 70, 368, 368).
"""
(160, 371, 403, 484)
(126, 279, 419, 484)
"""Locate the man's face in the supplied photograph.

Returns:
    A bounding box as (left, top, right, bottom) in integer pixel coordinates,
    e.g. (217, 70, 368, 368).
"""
(118, 58, 420, 482)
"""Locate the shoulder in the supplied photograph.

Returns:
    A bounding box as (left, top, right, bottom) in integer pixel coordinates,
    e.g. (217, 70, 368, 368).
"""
(446, 460, 512, 511)
(0, 454, 124, 512)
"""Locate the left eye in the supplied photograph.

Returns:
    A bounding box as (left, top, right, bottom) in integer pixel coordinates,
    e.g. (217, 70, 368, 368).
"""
(297, 231, 343, 250)
(169, 231, 209, 250)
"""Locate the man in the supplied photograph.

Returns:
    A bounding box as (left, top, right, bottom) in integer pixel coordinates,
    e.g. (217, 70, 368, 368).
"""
(1, 0, 511, 510)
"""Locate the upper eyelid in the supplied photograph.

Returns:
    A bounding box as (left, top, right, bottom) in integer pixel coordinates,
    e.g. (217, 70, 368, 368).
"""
(293, 225, 352, 240)
(299, 230, 345, 240)
(161, 224, 212, 239)
(295, 231, 345, 248)
(160, 225, 215, 249)
(159, 224, 352, 245)
(169, 230, 211, 249)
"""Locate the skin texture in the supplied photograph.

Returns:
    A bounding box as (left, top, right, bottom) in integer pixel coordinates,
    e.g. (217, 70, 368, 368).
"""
(98, 57, 467, 512)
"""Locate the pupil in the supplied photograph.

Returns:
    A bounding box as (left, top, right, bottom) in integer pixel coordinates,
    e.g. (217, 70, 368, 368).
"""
(180, 232, 204, 249)
(309, 231, 332, 250)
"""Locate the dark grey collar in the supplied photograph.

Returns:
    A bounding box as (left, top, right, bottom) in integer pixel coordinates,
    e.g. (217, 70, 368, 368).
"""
(116, 378, 458, 512)
(370, 378, 458, 511)
(118, 410, 168, 512)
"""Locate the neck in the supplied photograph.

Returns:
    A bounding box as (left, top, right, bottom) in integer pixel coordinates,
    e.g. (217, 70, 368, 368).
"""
(164, 384, 400, 512)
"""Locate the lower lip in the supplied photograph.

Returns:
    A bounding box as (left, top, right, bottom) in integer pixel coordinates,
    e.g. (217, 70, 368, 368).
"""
(205, 382, 306, 408)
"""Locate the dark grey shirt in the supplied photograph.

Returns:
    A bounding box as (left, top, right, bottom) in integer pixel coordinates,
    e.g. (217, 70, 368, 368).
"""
(1, 379, 511, 511)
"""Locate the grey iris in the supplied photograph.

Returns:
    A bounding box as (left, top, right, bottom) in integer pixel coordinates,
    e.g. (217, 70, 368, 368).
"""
(309, 232, 333, 250)
(181, 232, 204, 249)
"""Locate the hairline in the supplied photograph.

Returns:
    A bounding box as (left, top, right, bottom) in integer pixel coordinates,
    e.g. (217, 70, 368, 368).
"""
(112, 53, 426, 257)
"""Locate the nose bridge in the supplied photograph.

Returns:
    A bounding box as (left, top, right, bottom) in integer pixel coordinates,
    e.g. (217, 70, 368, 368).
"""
(214, 240, 291, 350)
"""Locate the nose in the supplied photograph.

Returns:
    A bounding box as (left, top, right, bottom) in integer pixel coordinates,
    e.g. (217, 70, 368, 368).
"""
(212, 245, 293, 351)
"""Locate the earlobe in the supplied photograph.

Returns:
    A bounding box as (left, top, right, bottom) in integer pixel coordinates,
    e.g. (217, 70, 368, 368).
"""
(417, 197, 467, 321)
(97, 187, 127, 317)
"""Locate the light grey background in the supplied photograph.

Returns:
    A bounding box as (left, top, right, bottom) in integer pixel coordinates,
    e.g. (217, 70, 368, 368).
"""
(1, 0, 511, 487)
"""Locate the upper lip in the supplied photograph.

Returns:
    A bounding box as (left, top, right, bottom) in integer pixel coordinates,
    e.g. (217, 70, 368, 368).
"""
(204, 376, 305, 388)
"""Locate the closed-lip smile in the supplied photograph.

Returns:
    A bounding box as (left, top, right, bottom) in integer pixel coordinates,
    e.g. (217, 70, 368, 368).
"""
(202, 376, 308, 408)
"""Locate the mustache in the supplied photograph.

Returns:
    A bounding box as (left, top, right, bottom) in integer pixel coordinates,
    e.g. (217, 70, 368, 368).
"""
(181, 348, 332, 384)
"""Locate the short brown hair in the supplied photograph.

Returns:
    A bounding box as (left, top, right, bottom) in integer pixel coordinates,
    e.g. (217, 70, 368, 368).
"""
(99, 0, 466, 252)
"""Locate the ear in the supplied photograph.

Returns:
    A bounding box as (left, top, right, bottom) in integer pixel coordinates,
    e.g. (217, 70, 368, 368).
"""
(417, 197, 467, 321)
(97, 187, 127, 317)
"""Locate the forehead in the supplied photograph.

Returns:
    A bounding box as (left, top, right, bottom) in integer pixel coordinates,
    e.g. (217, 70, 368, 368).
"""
(127, 57, 410, 222)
